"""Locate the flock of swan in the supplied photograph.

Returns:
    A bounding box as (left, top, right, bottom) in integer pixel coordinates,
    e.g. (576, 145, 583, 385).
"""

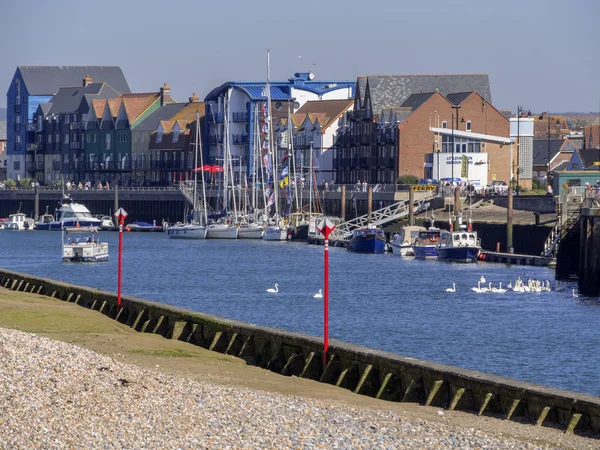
(265, 284, 323, 299)
(445, 275, 555, 294)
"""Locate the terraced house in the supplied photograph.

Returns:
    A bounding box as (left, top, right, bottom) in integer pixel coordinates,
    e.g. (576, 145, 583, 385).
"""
(7, 66, 130, 182)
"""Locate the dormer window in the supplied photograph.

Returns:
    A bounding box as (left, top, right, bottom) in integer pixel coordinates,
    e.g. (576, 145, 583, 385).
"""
(173, 129, 179, 143)
(64, 114, 70, 124)
(156, 131, 163, 143)
(37, 115, 42, 129)
(466, 121, 472, 132)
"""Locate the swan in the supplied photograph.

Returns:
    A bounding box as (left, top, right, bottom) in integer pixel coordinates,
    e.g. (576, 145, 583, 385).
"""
(494, 282, 507, 294)
(479, 275, 486, 284)
(507, 281, 513, 290)
(445, 283, 456, 293)
(545, 280, 551, 292)
(313, 289, 323, 299)
(471, 281, 483, 293)
(266, 284, 279, 293)
(572, 288, 579, 298)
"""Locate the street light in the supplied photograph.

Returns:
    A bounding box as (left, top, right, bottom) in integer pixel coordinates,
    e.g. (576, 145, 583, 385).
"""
(451, 105, 461, 183)
(516, 106, 531, 195)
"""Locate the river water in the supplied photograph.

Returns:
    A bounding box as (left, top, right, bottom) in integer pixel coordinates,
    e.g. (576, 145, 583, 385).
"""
(1, 230, 598, 396)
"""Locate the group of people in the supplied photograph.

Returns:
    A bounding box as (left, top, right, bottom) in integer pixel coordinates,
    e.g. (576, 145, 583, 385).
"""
(66, 180, 110, 191)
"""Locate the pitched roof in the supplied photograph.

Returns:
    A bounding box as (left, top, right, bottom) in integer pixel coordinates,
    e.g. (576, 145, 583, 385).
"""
(445, 92, 474, 106)
(533, 138, 564, 165)
(400, 92, 436, 110)
(578, 148, 600, 168)
(46, 82, 120, 115)
(121, 93, 160, 123)
(133, 103, 188, 131)
(362, 74, 491, 116)
(560, 139, 581, 151)
(584, 124, 600, 149)
(533, 114, 566, 138)
(295, 99, 353, 128)
(91, 99, 106, 118)
(107, 98, 121, 117)
(17, 66, 131, 95)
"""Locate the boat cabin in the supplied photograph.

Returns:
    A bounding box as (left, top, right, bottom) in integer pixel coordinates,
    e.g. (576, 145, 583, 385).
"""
(439, 231, 480, 248)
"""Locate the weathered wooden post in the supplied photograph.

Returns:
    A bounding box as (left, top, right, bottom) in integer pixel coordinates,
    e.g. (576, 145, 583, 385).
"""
(341, 185, 346, 221)
(453, 187, 461, 230)
(367, 186, 373, 224)
(34, 185, 39, 221)
(408, 186, 415, 226)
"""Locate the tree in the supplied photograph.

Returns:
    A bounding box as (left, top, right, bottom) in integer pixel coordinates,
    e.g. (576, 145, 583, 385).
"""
(396, 175, 419, 185)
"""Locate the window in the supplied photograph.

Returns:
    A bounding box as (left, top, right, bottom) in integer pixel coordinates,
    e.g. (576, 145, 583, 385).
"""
(64, 134, 69, 144)
(72, 114, 77, 122)
(38, 116, 42, 129)
(13, 161, 20, 170)
(156, 131, 163, 143)
(72, 133, 76, 142)
(172, 129, 179, 143)
(47, 134, 52, 144)
(16, 115, 20, 124)
(93, 134, 97, 143)
(37, 135, 42, 144)
(442, 121, 447, 129)
(105, 134, 111, 150)
(82, 114, 88, 123)
(466, 121, 472, 132)
(64, 114, 70, 124)
(87, 134, 91, 143)
(55, 133, 59, 143)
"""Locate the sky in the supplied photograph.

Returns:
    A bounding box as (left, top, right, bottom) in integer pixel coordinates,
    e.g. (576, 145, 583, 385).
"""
(1, 0, 599, 114)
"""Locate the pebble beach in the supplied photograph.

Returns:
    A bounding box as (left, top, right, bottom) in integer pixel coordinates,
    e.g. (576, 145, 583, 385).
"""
(0, 327, 561, 449)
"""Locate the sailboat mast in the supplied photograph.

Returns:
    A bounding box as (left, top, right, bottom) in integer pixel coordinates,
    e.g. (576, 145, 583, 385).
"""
(192, 114, 198, 221)
(197, 111, 209, 225)
(288, 102, 299, 213)
(266, 49, 279, 219)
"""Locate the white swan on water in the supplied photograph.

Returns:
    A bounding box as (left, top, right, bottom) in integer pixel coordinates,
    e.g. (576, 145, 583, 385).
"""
(445, 283, 456, 293)
(572, 288, 579, 298)
(313, 289, 323, 299)
(494, 282, 507, 294)
(480, 275, 486, 284)
(471, 281, 483, 293)
(266, 284, 279, 293)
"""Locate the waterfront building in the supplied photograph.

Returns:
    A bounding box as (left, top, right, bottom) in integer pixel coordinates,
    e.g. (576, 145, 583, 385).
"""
(273, 99, 354, 184)
(532, 138, 563, 181)
(204, 72, 355, 178)
(334, 74, 493, 184)
(30, 76, 123, 185)
(6, 66, 130, 182)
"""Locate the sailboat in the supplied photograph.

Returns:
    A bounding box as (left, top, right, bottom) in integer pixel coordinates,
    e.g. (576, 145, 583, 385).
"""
(206, 95, 239, 239)
(168, 111, 207, 239)
(262, 50, 288, 241)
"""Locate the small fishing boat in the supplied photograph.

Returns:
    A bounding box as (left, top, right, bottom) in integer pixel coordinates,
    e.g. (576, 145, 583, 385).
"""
(62, 226, 108, 262)
(33, 213, 55, 230)
(436, 230, 481, 263)
(389, 225, 425, 256)
(348, 226, 386, 253)
(3, 213, 34, 231)
(127, 221, 163, 232)
(412, 227, 442, 258)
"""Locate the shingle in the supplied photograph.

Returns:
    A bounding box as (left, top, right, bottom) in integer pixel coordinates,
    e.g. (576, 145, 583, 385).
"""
(364, 74, 491, 116)
(18, 66, 131, 95)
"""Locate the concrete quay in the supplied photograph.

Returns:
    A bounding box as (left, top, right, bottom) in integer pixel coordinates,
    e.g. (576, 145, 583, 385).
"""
(1, 267, 599, 439)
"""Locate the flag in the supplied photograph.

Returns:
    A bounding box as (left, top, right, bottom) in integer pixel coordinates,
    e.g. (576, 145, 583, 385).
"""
(261, 122, 269, 134)
(266, 187, 273, 199)
(262, 138, 270, 150)
(280, 166, 288, 179)
(263, 153, 272, 173)
(279, 176, 289, 189)
(267, 192, 275, 207)
(280, 153, 289, 163)
(261, 86, 269, 98)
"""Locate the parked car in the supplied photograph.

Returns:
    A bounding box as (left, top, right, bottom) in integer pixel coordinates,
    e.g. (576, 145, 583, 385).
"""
(468, 180, 484, 195)
(485, 180, 508, 195)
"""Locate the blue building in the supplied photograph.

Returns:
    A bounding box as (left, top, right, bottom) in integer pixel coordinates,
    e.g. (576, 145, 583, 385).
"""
(5, 66, 130, 182)
(203, 72, 355, 179)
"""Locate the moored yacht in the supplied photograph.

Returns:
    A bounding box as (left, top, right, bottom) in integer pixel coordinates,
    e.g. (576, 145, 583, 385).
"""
(436, 230, 481, 263)
(48, 195, 101, 230)
(3, 213, 34, 231)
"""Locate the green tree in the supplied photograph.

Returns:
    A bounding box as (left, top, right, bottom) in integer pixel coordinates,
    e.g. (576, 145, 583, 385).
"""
(396, 175, 419, 185)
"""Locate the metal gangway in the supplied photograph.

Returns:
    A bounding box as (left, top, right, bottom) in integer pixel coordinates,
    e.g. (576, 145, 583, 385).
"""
(329, 192, 436, 242)
(179, 182, 214, 216)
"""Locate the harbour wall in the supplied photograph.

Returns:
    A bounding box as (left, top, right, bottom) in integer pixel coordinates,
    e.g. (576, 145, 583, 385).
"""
(0, 268, 598, 437)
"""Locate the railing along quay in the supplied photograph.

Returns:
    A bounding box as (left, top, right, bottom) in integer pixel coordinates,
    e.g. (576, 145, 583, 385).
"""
(1, 268, 599, 437)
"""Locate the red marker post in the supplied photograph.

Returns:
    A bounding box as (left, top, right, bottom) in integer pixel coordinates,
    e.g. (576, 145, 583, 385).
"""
(316, 218, 336, 365)
(114, 207, 128, 311)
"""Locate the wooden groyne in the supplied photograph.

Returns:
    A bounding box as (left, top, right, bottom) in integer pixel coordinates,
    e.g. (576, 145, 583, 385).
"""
(0, 268, 598, 437)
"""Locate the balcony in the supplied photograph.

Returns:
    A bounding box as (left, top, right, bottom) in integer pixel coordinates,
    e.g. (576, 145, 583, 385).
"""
(232, 112, 248, 122)
(231, 134, 249, 145)
(15, 104, 20, 114)
(69, 122, 80, 130)
(26, 123, 36, 132)
(26, 162, 35, 171)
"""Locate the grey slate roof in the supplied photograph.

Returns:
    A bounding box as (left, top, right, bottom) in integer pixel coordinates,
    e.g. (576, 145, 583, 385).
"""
(400, 92, 436, 111)
(0, 121, 6, 140)
(578, 148, 600, 168)
(363, 74, 491, 116)
(356, 77, 367, 108)
(17, 66, 131, 95)
(445, 92, 474, 106)
(133, 103, 187, 131)
(533, 138, 563, 165)
(46, 83, 120, 115)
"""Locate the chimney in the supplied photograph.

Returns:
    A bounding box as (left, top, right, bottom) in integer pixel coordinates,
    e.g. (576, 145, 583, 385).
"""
(189, 92, 199, 103)
(160, 82, 171, 106)
(83, 74, 93, 87)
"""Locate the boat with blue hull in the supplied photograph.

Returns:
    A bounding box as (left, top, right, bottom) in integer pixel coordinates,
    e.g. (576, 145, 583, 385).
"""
(436, 230, 481, 263)
(348, 226, 386, 253)
(412, 227, 441, 258)
(46, 195, 101, 230)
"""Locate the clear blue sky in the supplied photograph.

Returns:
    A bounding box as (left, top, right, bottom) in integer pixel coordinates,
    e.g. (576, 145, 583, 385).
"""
(1, 0, 599, 113)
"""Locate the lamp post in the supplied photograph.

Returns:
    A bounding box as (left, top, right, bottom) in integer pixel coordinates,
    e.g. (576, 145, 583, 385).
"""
(451, 105, 461, 183)
(515, 106, 530, 195)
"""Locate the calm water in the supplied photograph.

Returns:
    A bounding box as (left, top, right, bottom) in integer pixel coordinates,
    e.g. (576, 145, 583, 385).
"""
(1, 230, 599, 396)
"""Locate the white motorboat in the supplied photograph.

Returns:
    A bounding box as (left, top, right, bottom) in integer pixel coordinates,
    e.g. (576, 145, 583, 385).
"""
(389, 225, 425, 256)
(206, 223, 239, 239)
(33, 213, 55, 230)
(238, 222, 264, 239)
(3, 213, 34, 231)
(48, 195, 101, 230)
(62, 226, 108, 262)
(167, 223, 207, 239)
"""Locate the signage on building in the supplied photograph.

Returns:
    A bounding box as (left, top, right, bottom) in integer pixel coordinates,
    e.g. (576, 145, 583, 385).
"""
(431, 152, 489, 185)
(593, 161, 600, 166)
(461, 155, 469, 178)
